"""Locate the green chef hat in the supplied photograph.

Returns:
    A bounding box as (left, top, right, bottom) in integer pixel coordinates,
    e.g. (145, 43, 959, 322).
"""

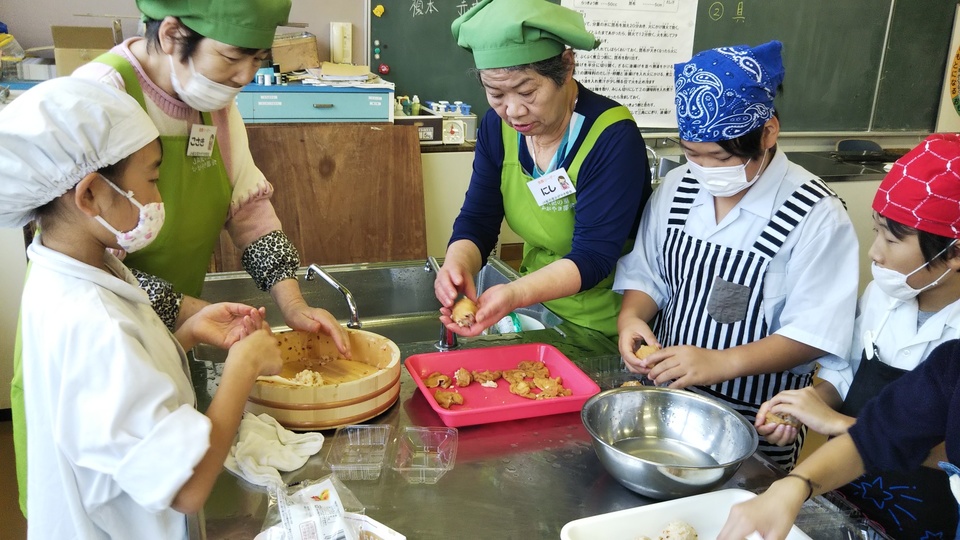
(136, 0, 292, 50)
(451, 0, 600, 70)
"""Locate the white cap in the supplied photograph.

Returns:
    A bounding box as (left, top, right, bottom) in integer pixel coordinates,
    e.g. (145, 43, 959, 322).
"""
(0, 77, 160, 227)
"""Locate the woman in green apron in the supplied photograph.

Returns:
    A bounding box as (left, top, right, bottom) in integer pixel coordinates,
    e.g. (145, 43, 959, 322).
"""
(12, 0, 349, 515)
(434, 0, 652, 339)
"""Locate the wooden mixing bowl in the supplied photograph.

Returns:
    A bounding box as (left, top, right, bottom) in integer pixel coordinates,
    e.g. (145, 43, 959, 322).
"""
(246, 328, 401, 430)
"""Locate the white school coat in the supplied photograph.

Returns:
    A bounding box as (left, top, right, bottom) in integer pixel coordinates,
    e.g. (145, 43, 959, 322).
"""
(817, 280, 960, 400)
(614, 149, 859, 373)
(22, 236, 212, 540)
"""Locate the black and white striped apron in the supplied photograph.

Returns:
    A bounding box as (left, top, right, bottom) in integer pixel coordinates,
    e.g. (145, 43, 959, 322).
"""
(655, 175, 835, 469)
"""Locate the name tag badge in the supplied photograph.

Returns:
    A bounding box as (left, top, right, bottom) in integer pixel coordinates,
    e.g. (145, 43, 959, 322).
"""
(526, 167, 575, 207)
(187, 124, 217, 157)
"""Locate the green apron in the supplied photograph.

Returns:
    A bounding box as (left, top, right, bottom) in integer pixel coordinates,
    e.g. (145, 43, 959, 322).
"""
(500, 106, 634, 338)
(12, 285, 27, 515)
(96, 52, 233, 298)
(12, 52, 233, 514)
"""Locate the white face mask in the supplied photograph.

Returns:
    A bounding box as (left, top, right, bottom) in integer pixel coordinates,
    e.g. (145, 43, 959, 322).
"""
(687, 150, 767, 198)
(94, 176, 165, 253)
(870, 241, 958, 301)
(168, 55, 242, 111)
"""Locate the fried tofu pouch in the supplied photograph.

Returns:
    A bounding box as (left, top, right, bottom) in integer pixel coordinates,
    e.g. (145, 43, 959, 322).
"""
(635, 344, 660, 360)
(451, 297, 479, 327)
(434, 389, 464, 409)
(765, 411, 801, 428)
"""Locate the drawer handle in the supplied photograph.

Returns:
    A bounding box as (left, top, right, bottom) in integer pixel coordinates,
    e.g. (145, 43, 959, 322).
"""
(312, 103, 335, 109)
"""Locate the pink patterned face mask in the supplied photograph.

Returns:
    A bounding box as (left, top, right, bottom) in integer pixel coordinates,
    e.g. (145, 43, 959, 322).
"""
(93, 175, 165, 253)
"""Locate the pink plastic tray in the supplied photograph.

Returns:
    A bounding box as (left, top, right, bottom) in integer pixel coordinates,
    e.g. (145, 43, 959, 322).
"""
(405, 343, 601, 427)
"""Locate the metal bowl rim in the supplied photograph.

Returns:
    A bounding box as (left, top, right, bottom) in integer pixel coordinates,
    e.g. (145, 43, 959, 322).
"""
(581, 386, 759, 469)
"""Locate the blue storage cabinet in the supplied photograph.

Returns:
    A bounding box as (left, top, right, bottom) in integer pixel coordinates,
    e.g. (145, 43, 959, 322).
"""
(236, 84, 394, 123)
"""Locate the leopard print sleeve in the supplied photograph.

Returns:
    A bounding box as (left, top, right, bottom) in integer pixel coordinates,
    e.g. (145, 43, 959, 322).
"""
(241, 230, 301, 292)
(130, 268, 182, 331)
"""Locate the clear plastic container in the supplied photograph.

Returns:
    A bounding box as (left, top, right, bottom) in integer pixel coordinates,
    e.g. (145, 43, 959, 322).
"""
(327, 424, 393, 481)
(0, 34, 25, 81)
(390, 427, 458, 484)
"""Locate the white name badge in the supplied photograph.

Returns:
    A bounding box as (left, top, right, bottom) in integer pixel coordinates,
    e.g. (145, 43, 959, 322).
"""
(187, 124, 217, 157)
(526, 167, 576, 207)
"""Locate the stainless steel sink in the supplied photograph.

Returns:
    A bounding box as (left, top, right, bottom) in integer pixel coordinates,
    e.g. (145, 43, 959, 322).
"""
(195, 257, 562, 352)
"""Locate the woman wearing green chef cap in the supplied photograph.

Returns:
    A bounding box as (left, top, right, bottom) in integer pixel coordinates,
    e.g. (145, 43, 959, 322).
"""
(435, 0, 652, 338)
(10, 0, 350, 517)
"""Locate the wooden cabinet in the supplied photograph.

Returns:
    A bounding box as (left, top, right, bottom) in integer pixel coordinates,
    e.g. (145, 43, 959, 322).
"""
(213, 122, 427, 271)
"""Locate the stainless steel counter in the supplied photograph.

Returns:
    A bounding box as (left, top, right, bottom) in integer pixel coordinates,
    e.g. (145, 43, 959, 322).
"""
(786, 152, 889, 182)
(194, 326, 808, 540)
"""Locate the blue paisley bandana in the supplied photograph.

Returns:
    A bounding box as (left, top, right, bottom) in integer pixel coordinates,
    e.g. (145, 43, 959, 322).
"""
(674, 40, 785, 142)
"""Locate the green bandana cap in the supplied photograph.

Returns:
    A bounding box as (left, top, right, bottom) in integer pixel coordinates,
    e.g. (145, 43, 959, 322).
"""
(136, 0, 292, 50)
(451, 0, 600, 69)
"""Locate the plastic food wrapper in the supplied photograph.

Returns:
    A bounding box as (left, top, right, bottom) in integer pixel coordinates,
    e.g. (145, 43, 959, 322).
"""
(344, 513, 406, 540)
(255, 475, 369, 540)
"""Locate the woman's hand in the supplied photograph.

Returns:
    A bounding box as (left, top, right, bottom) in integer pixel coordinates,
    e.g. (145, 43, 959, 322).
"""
(281, 299, 351, 358)
(270, 279, 351, 357)
(434, 258, 478, 309)
(439, 282, 519, 337)
(176, 303, 268, 351)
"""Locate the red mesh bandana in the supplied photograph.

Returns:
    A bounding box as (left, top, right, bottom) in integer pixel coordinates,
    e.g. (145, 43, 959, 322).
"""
(873, 133, 960, 239)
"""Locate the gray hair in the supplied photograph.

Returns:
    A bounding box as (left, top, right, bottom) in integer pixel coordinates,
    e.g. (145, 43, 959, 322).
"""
(473, 51, 574, 88)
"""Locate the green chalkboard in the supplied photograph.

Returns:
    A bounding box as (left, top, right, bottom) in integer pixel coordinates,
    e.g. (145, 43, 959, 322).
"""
(370, 0, 955, 132)
(370, 1, 488, 116)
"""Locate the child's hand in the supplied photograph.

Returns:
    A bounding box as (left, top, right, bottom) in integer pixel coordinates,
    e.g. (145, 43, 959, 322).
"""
(229, 328, 282, 378)
(755, 386, 854, 438)
(643, 345, 729, 388)
(618, 319, 660, 374)
(755, 395, 800, 446)
(180, 303, 269, 350)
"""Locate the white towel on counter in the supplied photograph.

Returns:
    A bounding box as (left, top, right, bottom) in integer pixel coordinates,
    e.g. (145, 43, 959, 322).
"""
(224, 412, 325, 488)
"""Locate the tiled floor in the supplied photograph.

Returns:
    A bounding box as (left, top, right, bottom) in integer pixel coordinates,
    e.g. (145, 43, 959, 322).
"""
(0, 419, 27, 539)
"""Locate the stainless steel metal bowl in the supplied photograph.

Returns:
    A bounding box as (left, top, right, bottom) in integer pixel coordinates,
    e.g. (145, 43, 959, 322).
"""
(582, 387, 758, 500)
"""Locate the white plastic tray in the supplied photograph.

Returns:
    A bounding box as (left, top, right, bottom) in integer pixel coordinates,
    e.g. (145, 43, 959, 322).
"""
(560, 488, 812, 540)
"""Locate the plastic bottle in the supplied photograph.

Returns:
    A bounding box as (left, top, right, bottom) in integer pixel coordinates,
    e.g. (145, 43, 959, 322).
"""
(492, 312, 522, 334)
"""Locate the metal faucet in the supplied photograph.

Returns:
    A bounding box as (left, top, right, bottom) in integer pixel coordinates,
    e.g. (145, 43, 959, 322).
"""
(305, 264, 361, 329)
(645, 144, 660, 181)
(425, 256, 459, 350)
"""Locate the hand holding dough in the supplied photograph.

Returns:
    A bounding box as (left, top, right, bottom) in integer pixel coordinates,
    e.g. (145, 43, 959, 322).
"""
(451, 297, 479, 327)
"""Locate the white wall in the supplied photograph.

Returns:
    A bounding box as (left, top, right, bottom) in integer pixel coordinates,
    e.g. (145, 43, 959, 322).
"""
(0, 229, 27, 409)
(421, 151, 522, 258)
(0, 1, 368, 63)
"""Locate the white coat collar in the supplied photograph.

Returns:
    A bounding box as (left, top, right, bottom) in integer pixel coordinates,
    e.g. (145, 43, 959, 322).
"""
(27, 234, 151, 306)
(866, 282, 960, 348)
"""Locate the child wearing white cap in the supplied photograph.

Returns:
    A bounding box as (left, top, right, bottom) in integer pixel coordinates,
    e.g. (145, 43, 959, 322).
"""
(0, 77, 281, 539)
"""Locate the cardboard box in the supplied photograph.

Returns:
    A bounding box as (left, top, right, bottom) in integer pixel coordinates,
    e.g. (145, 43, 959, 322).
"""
(51, 26, 116, 77)
(271, 32, 320, 73)
(395, 107, 443, 145)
